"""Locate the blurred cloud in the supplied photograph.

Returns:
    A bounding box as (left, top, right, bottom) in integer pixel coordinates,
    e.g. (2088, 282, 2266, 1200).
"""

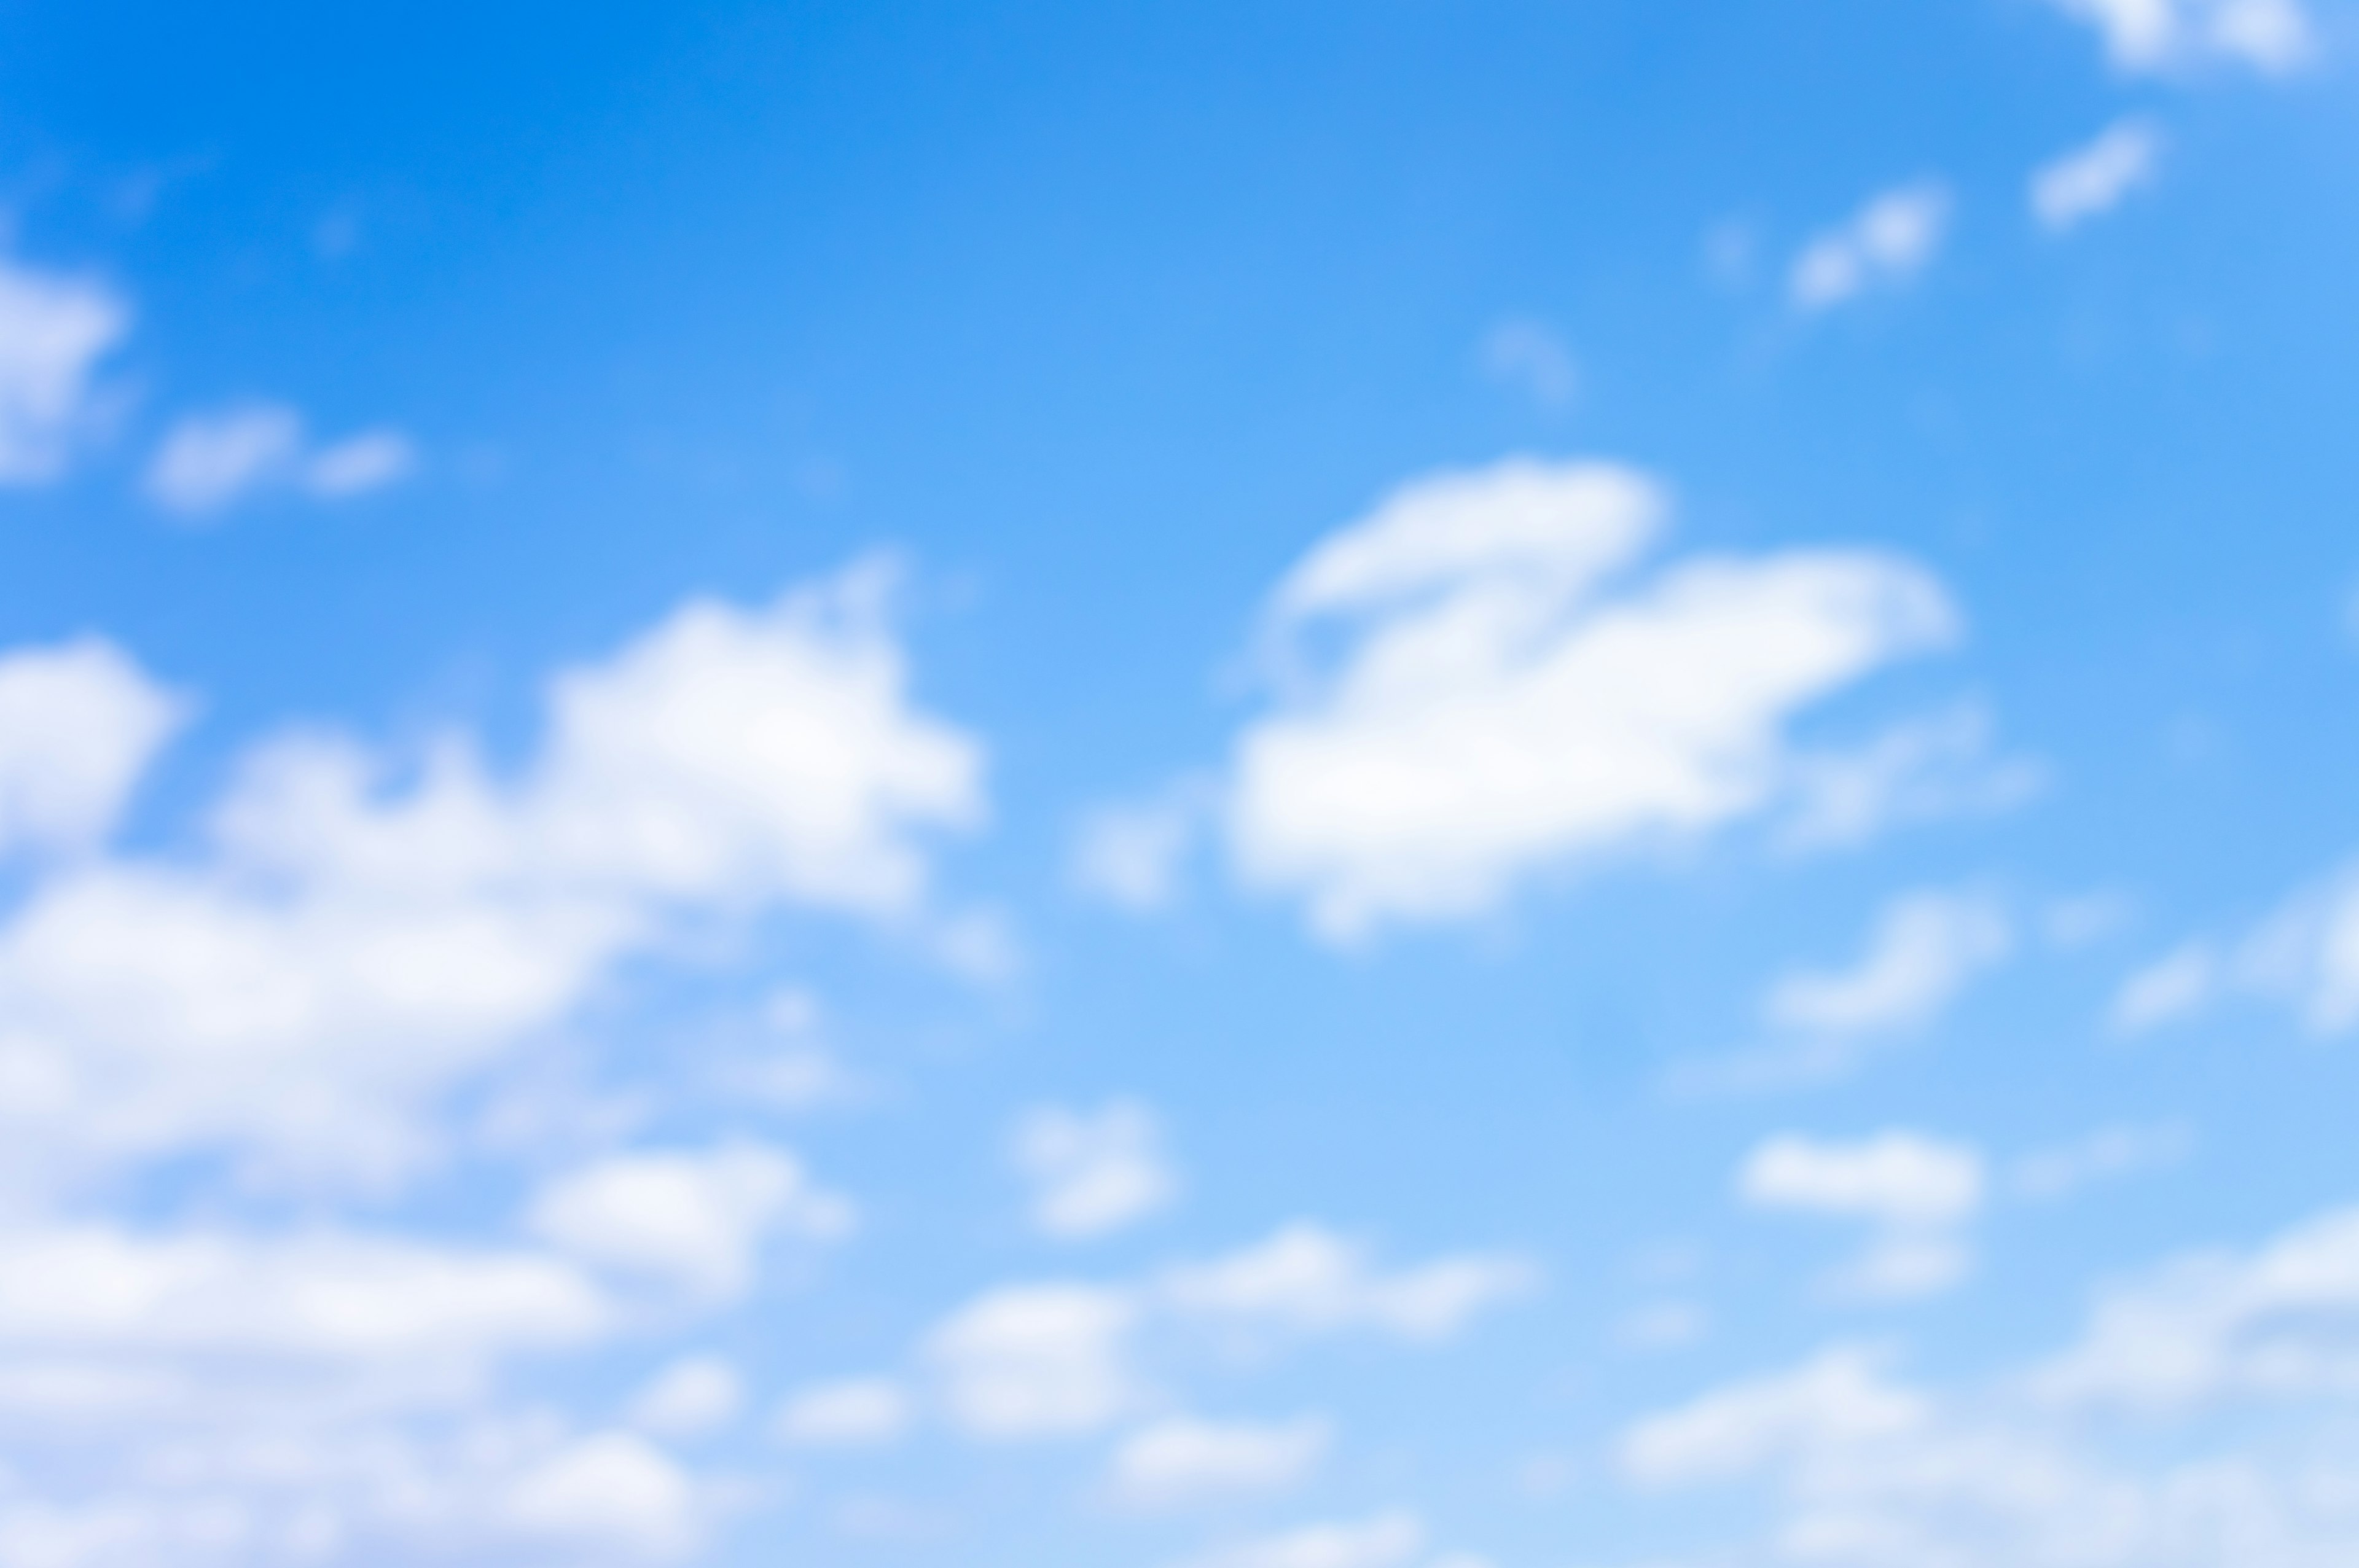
(1207, 457, 1966, 940)
(1108, 1413, 1330, 1509)
(1740, 1129, 1987, 1300)
(0, 254, 129, 485)
(145, 402, 417, 517)
(2032, 119, 2165, 232)
(1012, 1099, 1179, 1241)
(0, 562, 985, 1193)
(2041, 0, 2314, 75)
(1790, 181, 1951, 312)
(0, 637, 187, 863)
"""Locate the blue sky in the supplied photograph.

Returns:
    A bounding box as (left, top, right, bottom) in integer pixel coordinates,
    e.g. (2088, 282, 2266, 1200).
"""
(4, 1, 2359, 1564)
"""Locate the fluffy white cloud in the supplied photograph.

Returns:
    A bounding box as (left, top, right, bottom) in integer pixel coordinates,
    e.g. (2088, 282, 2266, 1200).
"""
(774, 1377, 910, 1448)
(0, 255, 128, 484)
(1011, 1099, 1179, 1240)
(2041, 0, 2314, 75)
(1765, 889, 2012, 1039)
(626, 1355, 744, 1438)
(1789, 182, 1952, 312)
(923, 1283, 1141, 1439)
(0, 563, 984, 1189)
(1160, 1223, 1536, 1342)
(1178, 1510, 1428, 1568)
(1740, 1131, 1987, 1301)
(0, 638, 186, 862)
(527, 1142, 851, 1301)
(2032, 119, 2165, 232)
(1109, 1414, 1330, 1509)
(1219, 458, 1961, 940)
(145, 404, 417, 517)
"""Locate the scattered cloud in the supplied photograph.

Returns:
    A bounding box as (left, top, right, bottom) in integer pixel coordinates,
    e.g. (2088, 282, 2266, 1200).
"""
(1688, 889, 2013, 1089)
(1789, 181, 1952, 312)
(1211, 457, 1964, 940)
(1777, 704, 2042, 854)
(1620, 1346, 1926, 1488)
(1160, 1223, 1538, 1343)
(2113, 860, 2359, 1039)
(1012, 1099, 1180, 1240)
(775, 1377, 912, 1448)
(0, 254, 130, 485)
(1740, 1131, 1987, 1300)
(526, 1142, 852, 1302)
(1764, 889, 2013, 1039)
(1109, 1413, 1331, 1508)
(1479, 318, 1578, 409)
(0, 638, 187, 862)
(923, 1283, 1142, 1440)
(144, 402, 417, 517)
(2032, 119, 2165, 232)
(1622, 1199, 2359, 1565)
(0, 563, 985, 1192)
(2040, 0, 2315, 76)
(627, 1355, 745, 1438)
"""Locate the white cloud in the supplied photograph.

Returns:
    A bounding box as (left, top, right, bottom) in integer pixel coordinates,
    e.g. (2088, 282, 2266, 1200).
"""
(1219, 458, 1961, 940)
(0, 638, 186, 862)
(0, 1220, 612, 1370)
(499, 1430, 705, 1561)
(1178, 1510, 1427, 1568)
(302, 427, 417, 497)
(0, 255, 129, 485)
(627, 1355, 744, 1438)
(2032, 119, 2165, 232)
(1789, 181, 1952, 312)
(1620, 1199, 2359, 1567)
(1777, 704, 2041, 853)
(1109, 1413, 1330, 1508)
(2041, 0, 2315, 75)
(0, 1414, 716, 1567)
(2011, 1122, 2193, 1201)
(2111, 940, 2220, 1033)
(1160, 1223, 1536, 1342)
(1740, 1131, 1987, 1301)
(1620, 1346, 1927, 1488)
(1012, 1099, 1179, 1240)
(527, 1141, 851, 1301)
(2035, 1202, 2359, 1411)
(775, 1377, 910, 1448)
(1763, 887, 2011, 1042)
(924, 1283, 1141, 1440)
(144, 403, 417, 517)
(0, 563, 984, 1190)
(1480, 317, 1579, 408)
(2114, 862, 2359, 1039)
